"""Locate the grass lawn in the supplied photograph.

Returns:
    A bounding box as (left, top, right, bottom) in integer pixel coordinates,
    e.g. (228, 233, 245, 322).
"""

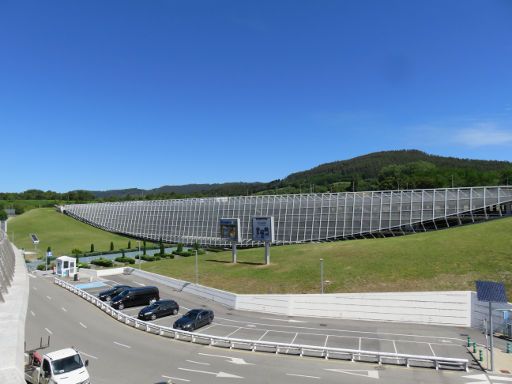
(8, 208, 135, 258)
(143, 217, 512, 297)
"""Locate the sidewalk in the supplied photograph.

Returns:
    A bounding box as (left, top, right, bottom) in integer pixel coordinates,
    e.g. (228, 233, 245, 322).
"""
(469, 346, 512, 374)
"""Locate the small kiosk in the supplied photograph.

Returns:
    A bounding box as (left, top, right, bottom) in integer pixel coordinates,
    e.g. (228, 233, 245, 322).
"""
(56, 256, 77, 278)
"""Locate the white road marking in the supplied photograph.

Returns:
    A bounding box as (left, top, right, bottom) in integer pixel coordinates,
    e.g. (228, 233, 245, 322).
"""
(286, 373, 321, 379)
(199, 324, 217, 333)
(186, 360, 210, 366)
(30, 311, 35, 317)
(113, 341, 131, 349)
(61, 307, 67, 312)
(80, 322, 87, 329)
(214, 316, 464, 343)
(325, 369, 379, 379)
(46, 296, 52, 300)
(45, 328, 53, 335)
(198, 353, 253, 365)
(33, 287, 38, 290)
(134, 281, 145, 286)
(393, 340, 397, 354)
(462, 373, 512, 382)
(80, 351, 98, 360)
(323, 335, 329, 347)
(260, 317, 306, 323)
(28, 273, 36, 278)
(286, 333, 299, 353)
(428, 343, 436, 356)
(162, 375, 190, 382)
(258, 330, 270, 341)
(246, 324, 256, 328)
(178, 368, 243, 379)
(358, 337, 362, 350)
(224, 327, 242, 338)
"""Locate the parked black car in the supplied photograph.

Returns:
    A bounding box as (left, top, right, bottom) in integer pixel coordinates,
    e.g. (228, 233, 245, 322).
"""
(98, 285, 131, 301)
(110, 286, 160, 310)
(173, 309, 214, 331)
(138, 300, 179, 321)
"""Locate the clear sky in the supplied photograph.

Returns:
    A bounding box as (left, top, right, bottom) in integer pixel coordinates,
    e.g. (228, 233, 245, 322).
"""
(1, 0, 511, 192)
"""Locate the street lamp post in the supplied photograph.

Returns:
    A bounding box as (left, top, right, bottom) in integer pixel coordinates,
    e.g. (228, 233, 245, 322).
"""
(320, 258, 324, 294)
(195, 249, 199, 285)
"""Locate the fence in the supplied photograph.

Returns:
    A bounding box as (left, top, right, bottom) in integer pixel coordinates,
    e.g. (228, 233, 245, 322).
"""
(0, 232, 16, 303)
(54, 277, 469, 371)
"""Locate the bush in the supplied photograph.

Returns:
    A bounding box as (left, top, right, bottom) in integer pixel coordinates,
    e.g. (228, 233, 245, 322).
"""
(78, 262, 91, 269)
(90, 258, 114, 267)
(173, 250, 194, 257)
(115, 256, 135, 264)
(141, 255, 156, 262)
(36, 264, 46, 271)
(160, 253, 174, 259)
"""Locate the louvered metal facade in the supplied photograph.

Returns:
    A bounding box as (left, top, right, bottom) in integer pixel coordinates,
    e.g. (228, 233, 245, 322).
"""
(63, 186, 512, 247)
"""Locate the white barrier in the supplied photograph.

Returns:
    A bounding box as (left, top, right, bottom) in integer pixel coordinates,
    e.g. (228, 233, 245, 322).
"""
(54, 277, 469, 371)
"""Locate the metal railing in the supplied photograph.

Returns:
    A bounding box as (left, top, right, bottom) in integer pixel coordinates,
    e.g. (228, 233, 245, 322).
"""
(54, 277, 469, 371)
(0, 232, 16, 302)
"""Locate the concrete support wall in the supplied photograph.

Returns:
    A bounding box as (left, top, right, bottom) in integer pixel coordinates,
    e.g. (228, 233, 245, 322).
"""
(131, 270, 237, 309)
(125, 270, 474, 326)
(0, 241, 29, 383)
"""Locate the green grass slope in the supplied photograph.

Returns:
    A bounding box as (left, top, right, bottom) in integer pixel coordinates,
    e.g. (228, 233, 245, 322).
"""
(143, 217, 512, 297)
(8, 208, 133, 258)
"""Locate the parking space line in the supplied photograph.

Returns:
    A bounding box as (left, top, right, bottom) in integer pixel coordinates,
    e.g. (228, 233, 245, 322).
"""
(80, 322, 87, 329)
(45, 328, 53, 335)
(358, 337, 362, 350)
(323, 335, 329, 347)
(80, 351, 98, 360)
(258, 330, 270, 341)
(61, 307, 67, 312)
(134, 281, 145, 286)
(113, 341, 131, 349)
(286, 332, 299, 353)
(199, 324, 218, 333)
(30, 311, 35, 317)
(393, 340, 397, 354)
(46, 296, 52, 300)
(429, 343, 436, 356)
(224, 327, 242, 338)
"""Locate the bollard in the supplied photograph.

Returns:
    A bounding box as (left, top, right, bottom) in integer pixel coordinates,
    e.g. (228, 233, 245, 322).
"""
(467, 336, 471, 347)
(507, 343, 511, 354)
(479, 349, 483, 362)
(473, 342, 477, 353)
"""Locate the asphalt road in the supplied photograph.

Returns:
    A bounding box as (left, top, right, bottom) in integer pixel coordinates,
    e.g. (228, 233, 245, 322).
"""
(25, 272, 510, 384)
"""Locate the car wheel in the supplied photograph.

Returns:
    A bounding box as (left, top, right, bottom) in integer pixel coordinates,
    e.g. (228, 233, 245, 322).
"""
(151, 314, 157, 321)
(172, 309, 178, 315)
(118, 303, 124, 310)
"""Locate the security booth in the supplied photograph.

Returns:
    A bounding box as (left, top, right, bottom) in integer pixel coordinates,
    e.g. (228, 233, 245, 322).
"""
(56, 256, 77, 278)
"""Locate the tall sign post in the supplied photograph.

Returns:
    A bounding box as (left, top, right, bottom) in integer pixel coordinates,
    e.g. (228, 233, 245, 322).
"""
(475, 281, 508, 372)
(219, 218, 241, 263)
(251, 217, 274, 265)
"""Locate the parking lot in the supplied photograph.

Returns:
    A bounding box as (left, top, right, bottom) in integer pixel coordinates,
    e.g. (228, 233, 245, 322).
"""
(74, 273, 476, 364)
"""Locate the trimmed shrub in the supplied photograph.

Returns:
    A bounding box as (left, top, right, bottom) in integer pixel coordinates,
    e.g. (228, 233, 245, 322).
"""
(78, 262, 91, 269)
(141, 255, 155, 262)
(36, 264, 46, 271)
(90, 258, 113, 267)
(115, 256, 135, 264)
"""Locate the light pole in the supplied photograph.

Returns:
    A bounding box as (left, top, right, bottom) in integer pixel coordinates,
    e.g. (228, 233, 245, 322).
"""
(320, 258, 324, 294)
(137, 240, 141, 270)
(195, 249, 199, 285)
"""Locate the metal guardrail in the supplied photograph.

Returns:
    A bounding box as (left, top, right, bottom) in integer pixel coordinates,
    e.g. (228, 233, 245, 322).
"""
(0, 233, 16, 303)
(54, 277, 469, 371)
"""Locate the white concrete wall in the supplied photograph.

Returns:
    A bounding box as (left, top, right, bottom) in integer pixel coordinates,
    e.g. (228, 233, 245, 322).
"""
(236, 291, 473, 326)
(130, 270, 237, 309)
(79, 267, 125, 279)
(0, 241, 29, 383)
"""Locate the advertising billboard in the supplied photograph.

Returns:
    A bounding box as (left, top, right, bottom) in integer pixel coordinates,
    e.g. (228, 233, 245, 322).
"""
(252, 216, 274, 242)
(219, 218, 241, 242)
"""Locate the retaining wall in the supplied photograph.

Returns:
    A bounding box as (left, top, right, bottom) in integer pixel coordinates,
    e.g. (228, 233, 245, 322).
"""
(0, 241, 28, 383)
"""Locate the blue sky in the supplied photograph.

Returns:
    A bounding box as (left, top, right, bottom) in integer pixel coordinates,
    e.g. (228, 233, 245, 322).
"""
(1, 0, 511, 192)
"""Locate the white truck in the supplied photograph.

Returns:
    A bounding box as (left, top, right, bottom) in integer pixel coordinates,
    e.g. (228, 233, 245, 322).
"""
(25, 347, 91, 384)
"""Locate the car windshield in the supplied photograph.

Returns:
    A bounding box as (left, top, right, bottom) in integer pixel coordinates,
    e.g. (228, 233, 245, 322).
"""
(185, 310, 200, 318)
(146, 303, 159, 310)
(51, 354, 83, 374)
(116, 290, 130, 298)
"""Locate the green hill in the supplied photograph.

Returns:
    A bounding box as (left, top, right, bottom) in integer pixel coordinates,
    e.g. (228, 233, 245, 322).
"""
(7, 208, 134, 258)
(143, 216, 512, 298)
